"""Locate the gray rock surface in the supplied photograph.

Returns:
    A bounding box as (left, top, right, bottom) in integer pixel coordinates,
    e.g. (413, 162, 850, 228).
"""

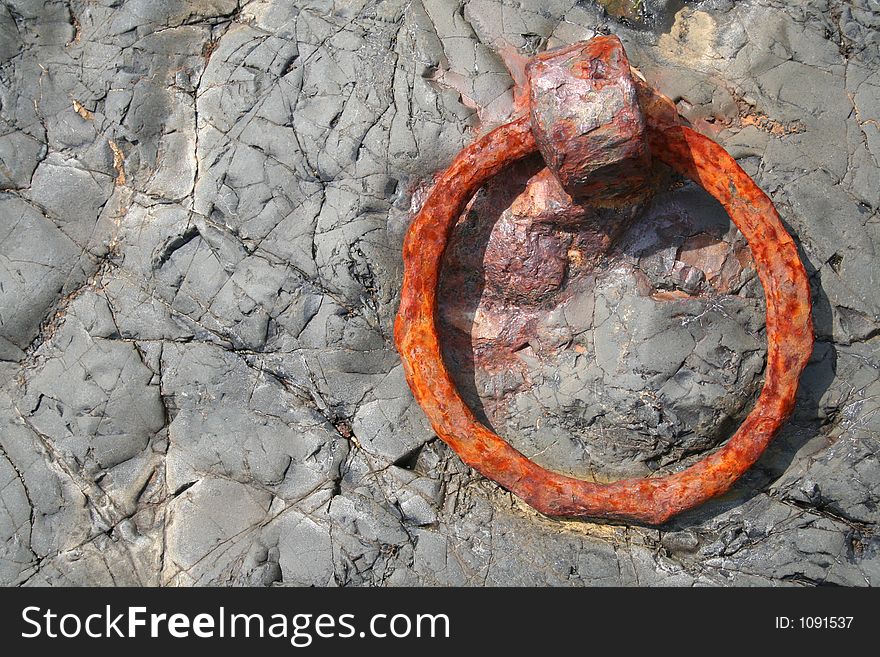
(0, 0, 877, 586)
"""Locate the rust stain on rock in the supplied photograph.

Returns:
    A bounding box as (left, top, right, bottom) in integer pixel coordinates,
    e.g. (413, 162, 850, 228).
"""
(108, 139, 127, 185)
(678, 232, 753, 293)
(73, 100, 93, 120)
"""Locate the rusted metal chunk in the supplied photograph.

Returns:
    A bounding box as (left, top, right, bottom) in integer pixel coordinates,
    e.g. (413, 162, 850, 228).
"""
(526, 35, 652, 206)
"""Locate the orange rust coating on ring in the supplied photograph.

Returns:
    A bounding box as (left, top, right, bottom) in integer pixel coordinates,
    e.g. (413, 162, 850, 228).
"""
(394, 120, 814, 525)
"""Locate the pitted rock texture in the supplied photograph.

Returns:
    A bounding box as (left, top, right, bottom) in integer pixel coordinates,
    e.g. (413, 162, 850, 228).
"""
(0, 0, 878, 586)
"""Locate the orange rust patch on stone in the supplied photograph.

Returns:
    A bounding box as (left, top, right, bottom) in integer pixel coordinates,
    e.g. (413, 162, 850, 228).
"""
(73, 100, 93, 120)
(678, 232, 753, 293)
(108, 140, 126, 185)
(740, 112, 805, 137)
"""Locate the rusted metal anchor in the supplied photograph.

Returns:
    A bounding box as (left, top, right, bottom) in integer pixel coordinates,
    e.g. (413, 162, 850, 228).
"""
(394, 35, 814, 525)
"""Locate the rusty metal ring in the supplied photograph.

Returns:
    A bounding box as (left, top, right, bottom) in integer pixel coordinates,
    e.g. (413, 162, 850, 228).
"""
(394, 41, 814, 525)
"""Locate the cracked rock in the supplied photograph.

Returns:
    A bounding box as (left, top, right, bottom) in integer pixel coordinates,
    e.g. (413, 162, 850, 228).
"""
(0, 0, 878, 586)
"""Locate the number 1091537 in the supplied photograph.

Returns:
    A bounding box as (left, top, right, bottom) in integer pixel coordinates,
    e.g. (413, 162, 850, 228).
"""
(775, 617, 854, 629)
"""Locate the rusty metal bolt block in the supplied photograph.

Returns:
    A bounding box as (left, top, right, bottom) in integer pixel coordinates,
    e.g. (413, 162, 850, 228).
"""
(394, 35, 814, 525)
(527, 36, 653, 206)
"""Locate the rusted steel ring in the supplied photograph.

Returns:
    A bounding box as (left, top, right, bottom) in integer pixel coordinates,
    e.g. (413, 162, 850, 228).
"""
(394, 56, 813, 525)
